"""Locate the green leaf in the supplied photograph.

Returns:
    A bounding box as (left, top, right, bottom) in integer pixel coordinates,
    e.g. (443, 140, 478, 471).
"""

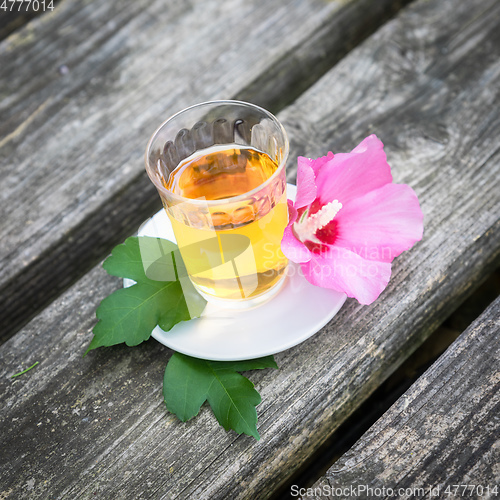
(163, 353, 278, 439)
(86, 237, 206, 354)
(103, 236, 179, 283)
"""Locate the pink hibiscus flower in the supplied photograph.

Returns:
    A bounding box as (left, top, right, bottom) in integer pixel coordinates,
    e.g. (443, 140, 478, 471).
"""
(281, 135, 423, 305)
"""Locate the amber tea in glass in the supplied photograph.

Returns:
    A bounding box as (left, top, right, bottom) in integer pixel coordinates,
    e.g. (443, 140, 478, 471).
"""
(145, 101, 289, 307)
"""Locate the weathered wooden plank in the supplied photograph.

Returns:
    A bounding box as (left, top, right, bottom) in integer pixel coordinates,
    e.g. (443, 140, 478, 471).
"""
(234, 0, 413, 112)
(0, 4, 53, 41)
(1, 0, 500, 498)
(311, 296, 500, 499)
(0, 0, 407, 342)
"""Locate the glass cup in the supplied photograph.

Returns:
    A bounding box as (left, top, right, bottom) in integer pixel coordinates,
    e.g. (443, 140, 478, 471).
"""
(145, 100, 289, 308)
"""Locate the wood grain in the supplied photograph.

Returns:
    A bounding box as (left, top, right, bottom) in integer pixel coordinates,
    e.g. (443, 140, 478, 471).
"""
(0, 3, 57, 41)
(312, 296, 500, 499)
(1, 0, 500, 498)
(0, 0, 407, 342)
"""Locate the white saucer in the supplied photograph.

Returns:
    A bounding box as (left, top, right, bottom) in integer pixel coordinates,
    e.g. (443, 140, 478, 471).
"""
(127, 183, 347, 361)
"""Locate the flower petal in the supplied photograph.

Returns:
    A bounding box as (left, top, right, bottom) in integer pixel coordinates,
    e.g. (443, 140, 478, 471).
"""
(295, 157, 318, 209)
(281, 199, 312, 264)
(306, 151, 334, 177)
(334, 183, 424, 262)
(286, 199, 298, 225)
(315, 135, 393, 206)
(281, 226, 312, 263)
(301, 248, 392, 304)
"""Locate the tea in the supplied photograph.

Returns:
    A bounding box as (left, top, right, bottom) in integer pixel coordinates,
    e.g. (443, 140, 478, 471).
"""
(164, 145, 288, 301)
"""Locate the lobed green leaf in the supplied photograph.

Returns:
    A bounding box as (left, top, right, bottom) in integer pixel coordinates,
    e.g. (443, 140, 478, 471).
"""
(163, 353, 278, 439)
(86, 237, 206, 355)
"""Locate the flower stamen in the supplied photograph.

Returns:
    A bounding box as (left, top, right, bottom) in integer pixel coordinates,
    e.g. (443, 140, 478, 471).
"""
(308, 200, 343, 232)
(293, 200, 342, 243)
